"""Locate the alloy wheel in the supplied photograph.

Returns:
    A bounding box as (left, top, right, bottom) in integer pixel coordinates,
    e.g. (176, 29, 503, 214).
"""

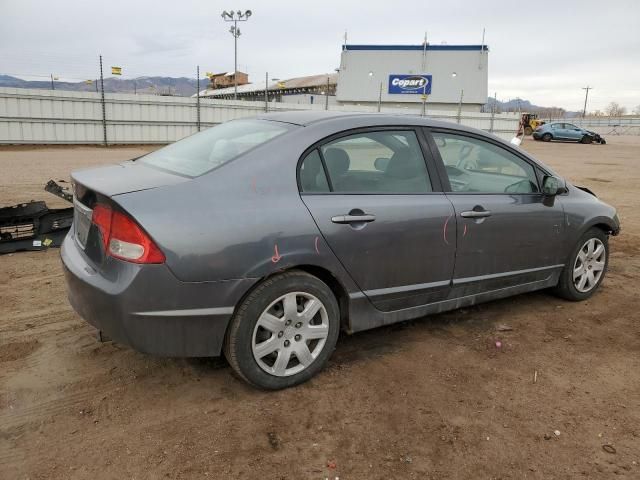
(252, 292, 329, 377)
(573, 238, 606, 293)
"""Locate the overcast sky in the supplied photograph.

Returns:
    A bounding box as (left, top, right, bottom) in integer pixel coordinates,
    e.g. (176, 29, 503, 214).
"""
(1, 0, 639, 111)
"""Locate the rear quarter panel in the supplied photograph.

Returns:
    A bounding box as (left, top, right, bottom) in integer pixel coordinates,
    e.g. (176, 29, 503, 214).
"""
(112, 126, 361, 295)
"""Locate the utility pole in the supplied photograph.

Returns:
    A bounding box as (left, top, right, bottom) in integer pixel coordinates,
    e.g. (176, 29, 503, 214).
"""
(325, 76, 330, 110)
(264, 72, 268, 112)
(50, 74, 55, 90)
(421, 31, 428, 71)
(99, 55, 107, 146)
(582, 86, 593, 118)
(457, 89, 464, 124)
(196, 65, 201, 131)
(489, 91, 496, 133)
(421, 82, 428, 116)
(221, 10, 252, 100)
(377, 82, 382, 112)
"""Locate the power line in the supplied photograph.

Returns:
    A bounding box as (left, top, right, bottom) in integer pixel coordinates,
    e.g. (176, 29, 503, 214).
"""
(582, 86, 593, 117)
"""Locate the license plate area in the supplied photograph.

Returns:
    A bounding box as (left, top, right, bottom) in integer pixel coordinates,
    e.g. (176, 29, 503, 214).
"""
(73, 198, 92, 249)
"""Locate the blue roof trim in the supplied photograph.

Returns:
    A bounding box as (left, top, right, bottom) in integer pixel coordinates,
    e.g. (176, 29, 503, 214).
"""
(344, 44, 488, 51)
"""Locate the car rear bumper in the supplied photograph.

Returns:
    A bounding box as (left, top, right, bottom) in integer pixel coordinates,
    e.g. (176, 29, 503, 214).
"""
(61, 232, 254, 357)
(532, 132, 542, 139)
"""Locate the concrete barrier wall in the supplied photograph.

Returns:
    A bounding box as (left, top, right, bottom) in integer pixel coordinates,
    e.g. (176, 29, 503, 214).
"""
(0, 87, 520, 144)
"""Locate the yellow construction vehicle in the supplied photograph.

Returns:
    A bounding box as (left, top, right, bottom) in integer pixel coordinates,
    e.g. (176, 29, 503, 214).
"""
(520, 113, 545, 135)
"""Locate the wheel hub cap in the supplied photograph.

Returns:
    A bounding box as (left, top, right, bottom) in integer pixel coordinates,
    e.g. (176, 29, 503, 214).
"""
(283, 325, 295, 340)
(252, 292, 329, 377)
(573, 238, 606, 293)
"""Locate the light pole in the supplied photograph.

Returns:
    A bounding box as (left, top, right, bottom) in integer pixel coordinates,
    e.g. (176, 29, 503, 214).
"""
(221, 9, 252, 100)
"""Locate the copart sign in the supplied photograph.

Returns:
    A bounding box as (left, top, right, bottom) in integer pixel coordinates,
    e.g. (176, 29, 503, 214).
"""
(388, 74, 432, 95)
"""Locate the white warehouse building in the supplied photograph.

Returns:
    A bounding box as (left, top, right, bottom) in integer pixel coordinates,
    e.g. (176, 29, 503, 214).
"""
(336, 44, 489, 112)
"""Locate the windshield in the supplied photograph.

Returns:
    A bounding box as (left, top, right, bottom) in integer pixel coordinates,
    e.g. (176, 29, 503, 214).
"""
(140, 119, 290, 176)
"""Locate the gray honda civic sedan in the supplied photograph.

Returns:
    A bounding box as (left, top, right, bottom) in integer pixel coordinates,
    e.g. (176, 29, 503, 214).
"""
(62, 112, 620, 389)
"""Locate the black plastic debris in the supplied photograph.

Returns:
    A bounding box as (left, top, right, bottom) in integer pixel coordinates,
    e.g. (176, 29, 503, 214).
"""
(0, 181, 74, 255)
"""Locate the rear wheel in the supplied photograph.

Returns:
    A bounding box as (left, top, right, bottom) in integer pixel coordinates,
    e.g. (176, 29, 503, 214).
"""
(224, 271, 340, 389)
(553, 228, 609, 301)
(581, 135, 593, 144)
(542, 133, 553, 142)
(524, 126, 533, 136)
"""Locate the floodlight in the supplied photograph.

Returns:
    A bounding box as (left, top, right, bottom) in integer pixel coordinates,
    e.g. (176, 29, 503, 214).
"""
(245, 10, 252, 17)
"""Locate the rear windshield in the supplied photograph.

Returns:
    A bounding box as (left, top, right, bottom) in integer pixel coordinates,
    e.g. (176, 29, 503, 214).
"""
(140, 119, 290, 177)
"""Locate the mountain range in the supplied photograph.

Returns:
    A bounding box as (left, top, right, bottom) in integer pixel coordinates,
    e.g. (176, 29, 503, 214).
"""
(0, 75, 200, 96)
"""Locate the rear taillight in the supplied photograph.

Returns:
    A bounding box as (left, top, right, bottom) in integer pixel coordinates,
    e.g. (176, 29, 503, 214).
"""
(91, 204, 165, 264)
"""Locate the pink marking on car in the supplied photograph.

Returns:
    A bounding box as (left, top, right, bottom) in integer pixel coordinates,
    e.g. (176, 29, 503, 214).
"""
(271, 244, 282, 263)
(443, 215, 452, 245)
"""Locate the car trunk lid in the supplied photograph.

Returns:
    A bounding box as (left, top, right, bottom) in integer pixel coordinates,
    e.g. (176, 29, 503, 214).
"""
(72, 161, 189, 198)
(71, 161, 188, 264)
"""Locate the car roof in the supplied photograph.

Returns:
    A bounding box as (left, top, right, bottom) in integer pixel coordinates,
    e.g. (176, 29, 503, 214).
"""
(255, 110, 475, 131)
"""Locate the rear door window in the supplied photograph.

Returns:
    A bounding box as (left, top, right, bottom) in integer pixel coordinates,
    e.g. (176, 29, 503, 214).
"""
(299, 150, 330, 192)
(305, 130, 432, 194)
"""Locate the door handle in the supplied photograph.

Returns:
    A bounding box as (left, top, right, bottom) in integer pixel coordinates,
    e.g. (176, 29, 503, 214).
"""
(460, 210, 492, 218)
(331, 214, 376, 224)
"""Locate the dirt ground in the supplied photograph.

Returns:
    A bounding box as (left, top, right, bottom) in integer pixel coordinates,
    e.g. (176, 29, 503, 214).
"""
(1, 137, 639, 479)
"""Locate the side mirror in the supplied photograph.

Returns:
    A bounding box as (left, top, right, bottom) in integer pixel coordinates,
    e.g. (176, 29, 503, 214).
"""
(374, 157, 390, 171)
(542, 175, 564, 196)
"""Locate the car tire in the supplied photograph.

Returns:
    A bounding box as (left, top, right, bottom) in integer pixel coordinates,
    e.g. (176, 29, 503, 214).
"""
(553, 228, 609, 301)
(581, 135, 593, 144)
(542, 133, 553, 142)
(223, 270, 340, 390)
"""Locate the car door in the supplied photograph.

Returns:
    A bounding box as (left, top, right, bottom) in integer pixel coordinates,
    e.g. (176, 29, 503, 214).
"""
(551, 123, 568, 139)
(425, 129, 565, 297)
(299, 128, 456, 311)
(563, 123, 582, 140)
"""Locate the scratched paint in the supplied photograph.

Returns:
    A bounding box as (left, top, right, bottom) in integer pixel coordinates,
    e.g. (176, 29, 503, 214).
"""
(271, 244, 282, 263)
(314, 236, 320, 254)
(463, 224, 467, 237)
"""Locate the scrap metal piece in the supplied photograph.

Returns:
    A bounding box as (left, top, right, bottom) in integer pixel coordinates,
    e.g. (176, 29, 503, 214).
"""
(45, 179, 73, 203)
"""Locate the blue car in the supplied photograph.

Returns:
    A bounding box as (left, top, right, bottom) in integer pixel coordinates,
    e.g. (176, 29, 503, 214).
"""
(533, 122, 606, 144)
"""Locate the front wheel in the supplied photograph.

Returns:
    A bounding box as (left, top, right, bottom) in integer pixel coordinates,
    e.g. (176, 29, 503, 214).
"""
(581, 135, 593, 144)
(553, 228, 609, 301)
(224, 271, 340, 389)
(542, 133, 553, 142)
